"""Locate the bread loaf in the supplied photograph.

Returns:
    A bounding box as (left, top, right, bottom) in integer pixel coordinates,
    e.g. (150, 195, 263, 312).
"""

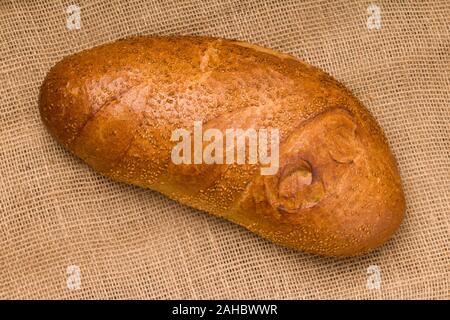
(39, 36, 405, 256)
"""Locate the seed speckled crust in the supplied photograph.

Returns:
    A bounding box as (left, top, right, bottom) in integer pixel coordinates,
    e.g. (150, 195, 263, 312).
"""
(39, 36, 405, 256)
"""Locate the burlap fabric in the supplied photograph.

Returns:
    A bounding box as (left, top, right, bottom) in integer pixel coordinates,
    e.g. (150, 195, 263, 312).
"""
(0, 0, 448, 299)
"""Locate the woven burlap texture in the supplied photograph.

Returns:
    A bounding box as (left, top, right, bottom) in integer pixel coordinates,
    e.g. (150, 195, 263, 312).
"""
(0, 0, 449, 299)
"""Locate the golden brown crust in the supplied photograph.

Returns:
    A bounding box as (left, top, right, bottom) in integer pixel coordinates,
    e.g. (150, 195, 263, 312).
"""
(39, 36, 405, 256)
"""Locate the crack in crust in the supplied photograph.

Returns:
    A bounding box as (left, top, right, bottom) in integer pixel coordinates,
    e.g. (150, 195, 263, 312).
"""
(235, 107, 361, 218)
(69, 77, 142, 147)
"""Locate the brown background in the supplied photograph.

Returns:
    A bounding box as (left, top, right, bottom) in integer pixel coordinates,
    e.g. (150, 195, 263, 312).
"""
(0, 0, 449, 299)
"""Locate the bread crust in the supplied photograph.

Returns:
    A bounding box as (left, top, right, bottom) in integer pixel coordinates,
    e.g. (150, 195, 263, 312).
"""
(39, 36, 405, 256)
